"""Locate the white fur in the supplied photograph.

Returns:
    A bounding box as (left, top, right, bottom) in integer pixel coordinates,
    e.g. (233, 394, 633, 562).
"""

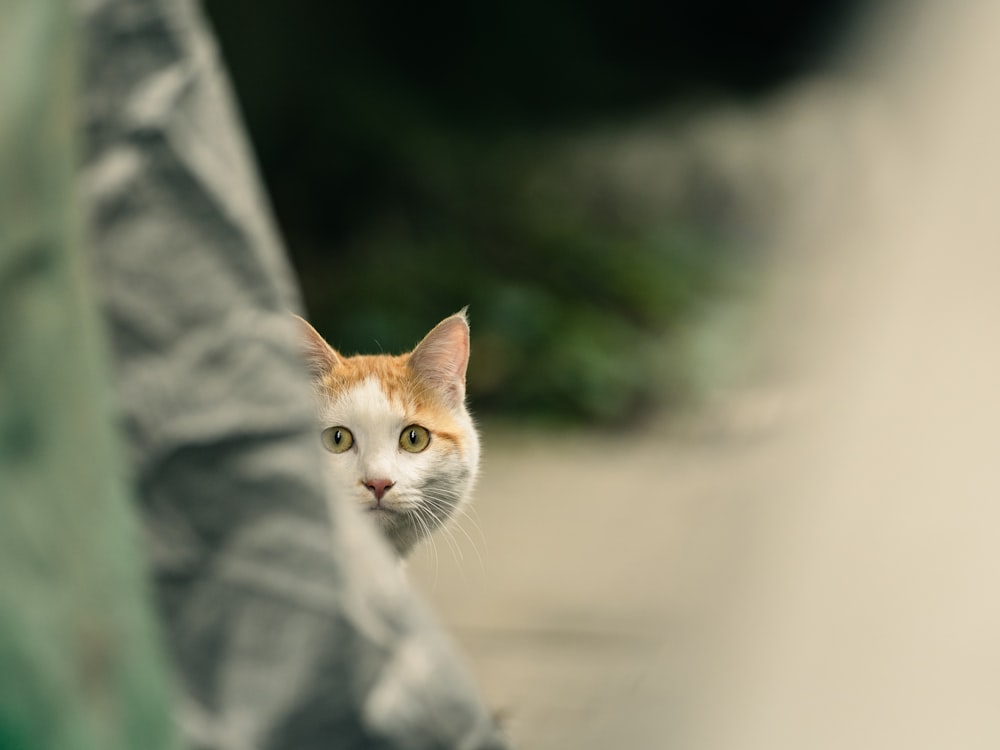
(316, 376, 479, 557)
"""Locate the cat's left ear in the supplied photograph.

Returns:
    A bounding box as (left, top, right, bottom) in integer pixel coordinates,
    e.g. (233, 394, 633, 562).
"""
(408, 309, 470, 407)
(293, 314, 341, 377)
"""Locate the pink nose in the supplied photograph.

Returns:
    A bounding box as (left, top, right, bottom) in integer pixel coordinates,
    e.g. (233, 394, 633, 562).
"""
(364, 478, 395, 501)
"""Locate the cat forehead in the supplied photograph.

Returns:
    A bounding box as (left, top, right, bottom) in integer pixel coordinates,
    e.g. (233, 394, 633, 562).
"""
(318, 354, 405, 398)
(320, 375, 402, 424)
(316, 363, 465, 439)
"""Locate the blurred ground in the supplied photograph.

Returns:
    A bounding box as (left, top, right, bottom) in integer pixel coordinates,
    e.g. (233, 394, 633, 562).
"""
(403, 34, 870, 750)
(409, 2, 1000, 747)
(410, 416, 785, 749)
(400, 25, 866, 749)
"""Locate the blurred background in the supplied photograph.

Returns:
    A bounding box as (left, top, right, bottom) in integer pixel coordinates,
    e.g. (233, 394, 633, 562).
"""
(206, 0, 867, 424)
(205, 1, 1000, 749)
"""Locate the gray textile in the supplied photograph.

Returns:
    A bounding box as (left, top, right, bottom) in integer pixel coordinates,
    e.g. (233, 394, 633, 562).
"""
(78, 1, 505, 748)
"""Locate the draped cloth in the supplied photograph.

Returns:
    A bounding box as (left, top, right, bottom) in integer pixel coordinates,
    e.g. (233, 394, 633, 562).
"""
(76, 0, 505, 747)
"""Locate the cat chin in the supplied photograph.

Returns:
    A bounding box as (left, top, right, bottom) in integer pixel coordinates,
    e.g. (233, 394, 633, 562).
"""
(384, 522, 423, 558)
(363, 505, 423, 557)
(365, 506, 399, 527)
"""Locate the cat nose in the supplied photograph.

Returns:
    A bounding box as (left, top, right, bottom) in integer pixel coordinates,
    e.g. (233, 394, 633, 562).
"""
(364, 478, 395, 501)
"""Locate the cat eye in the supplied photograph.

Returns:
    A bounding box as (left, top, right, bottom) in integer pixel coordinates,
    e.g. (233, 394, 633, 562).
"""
(321, 426, 354, 453)
(399, 424, 430, 453)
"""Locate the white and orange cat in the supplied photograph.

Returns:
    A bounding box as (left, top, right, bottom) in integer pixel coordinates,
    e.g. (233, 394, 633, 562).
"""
(296, 310, 480, 558)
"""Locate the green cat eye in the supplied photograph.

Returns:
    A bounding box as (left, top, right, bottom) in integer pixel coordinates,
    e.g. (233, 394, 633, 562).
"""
(399, 425, 430, 453)
(321, 426, 354, 453)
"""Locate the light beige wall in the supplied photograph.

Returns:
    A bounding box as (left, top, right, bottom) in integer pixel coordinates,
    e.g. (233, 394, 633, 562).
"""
(684, 2, 1000, 747)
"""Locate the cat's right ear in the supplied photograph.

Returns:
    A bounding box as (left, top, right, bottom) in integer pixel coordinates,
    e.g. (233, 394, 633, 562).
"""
(293, 314, 340, 376)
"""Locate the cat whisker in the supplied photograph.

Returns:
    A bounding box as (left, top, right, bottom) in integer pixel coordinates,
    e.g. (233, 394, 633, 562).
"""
(408, 507, 440, 580)
(448, 508, 487, 566)
(414, 504, 463, 564)
(449, 515, 485, 572)
(427, 504, 470, 567)
(419, 494, 485, 572)
(444, 523, 467, 565)
(450, 506, 490, 561)
(439, 516, 468, 567)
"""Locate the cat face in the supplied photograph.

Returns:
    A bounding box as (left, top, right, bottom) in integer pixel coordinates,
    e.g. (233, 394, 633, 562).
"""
(297, 312, 480, 557)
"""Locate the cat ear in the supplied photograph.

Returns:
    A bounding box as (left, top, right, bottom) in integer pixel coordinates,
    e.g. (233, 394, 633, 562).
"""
(408, 309, 470, 407)
(292, 314, 341, 376)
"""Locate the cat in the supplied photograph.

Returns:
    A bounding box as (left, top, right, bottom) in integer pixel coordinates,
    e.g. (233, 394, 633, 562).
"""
(296, 310, 480, 558)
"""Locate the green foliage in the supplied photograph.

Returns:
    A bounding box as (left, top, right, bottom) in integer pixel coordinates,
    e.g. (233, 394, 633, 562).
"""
(298, 132, 742, 424)
(204, 0, 864, 425)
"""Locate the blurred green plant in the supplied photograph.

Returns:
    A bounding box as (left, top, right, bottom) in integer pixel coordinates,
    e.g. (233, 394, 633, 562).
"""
(206, 0, 863, 424)
(297, 131, 745, 424)
(0, 1, 180, 748)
